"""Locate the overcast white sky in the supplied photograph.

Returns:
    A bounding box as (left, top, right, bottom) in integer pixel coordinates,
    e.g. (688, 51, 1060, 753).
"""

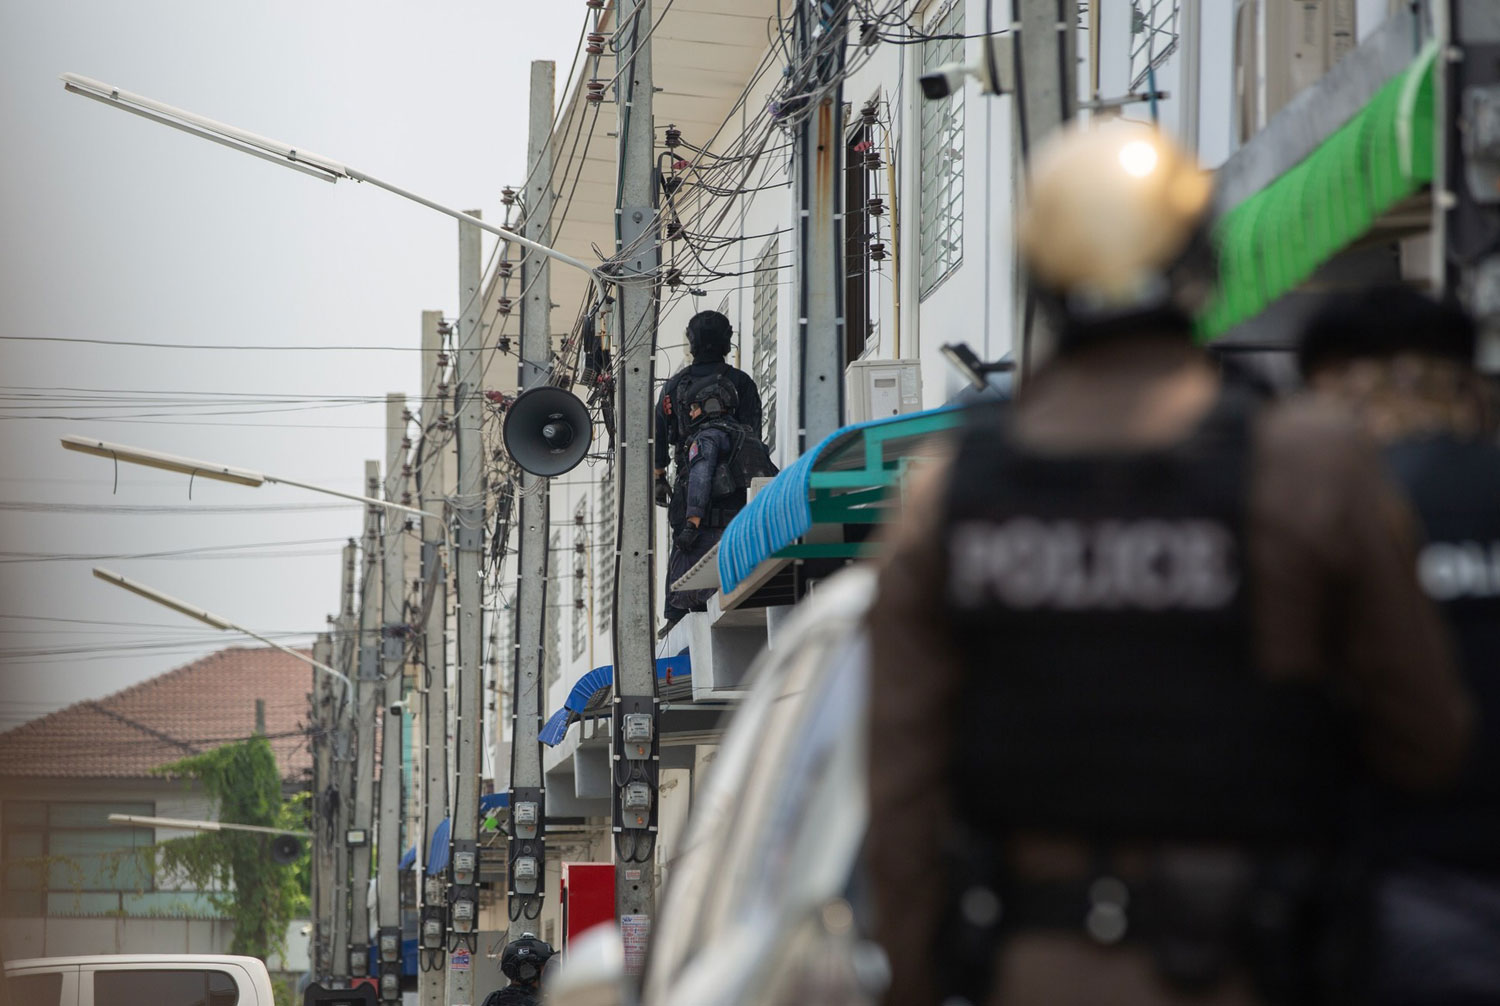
(0, 2, 579, 728)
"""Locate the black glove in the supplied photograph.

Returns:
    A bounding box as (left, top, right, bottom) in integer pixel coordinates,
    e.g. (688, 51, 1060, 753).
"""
(654, 475, 671, 507)
(674, 524, 701, 551)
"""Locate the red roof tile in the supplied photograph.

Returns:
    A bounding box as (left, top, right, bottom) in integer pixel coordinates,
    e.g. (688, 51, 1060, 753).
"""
(0, 647, 313, 781)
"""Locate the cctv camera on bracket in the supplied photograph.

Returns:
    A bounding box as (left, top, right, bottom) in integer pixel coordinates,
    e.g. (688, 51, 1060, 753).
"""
(919, 36, 1011, 100)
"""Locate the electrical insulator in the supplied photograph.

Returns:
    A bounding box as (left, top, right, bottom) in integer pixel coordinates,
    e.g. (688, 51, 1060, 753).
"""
(586, 80, 606, 103)
(498, 336, 512, 353)
(501, 186, 516, 207)
(869, 241, 888, 262)
(586, 0, 604, 8)
(586, 32, 606, 55)
(497, 297, 513, 315)
(665, 267, 682, 288)
(860, 101, 879, 126)
(436, 352, 449, 366)
(402, 408, 414, 423)
(438, 383, 449, 396)
(662, 175, 683, 196)
(402, 464, 413, 478)
(865, 151, 883, 171)
(860, 20, 879, 47)
(867, 197, 885, 216)
(497, 261, 513, 279)
(402, 496, 412, 509)
(665, 221, 682, 241)
(401, 437, 412, 450)
(664, 124, 681, 149)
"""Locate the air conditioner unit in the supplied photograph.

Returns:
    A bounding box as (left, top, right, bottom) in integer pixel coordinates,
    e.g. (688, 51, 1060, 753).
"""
(845, 359, 922, 424)
(1235, 0, 1360, 142)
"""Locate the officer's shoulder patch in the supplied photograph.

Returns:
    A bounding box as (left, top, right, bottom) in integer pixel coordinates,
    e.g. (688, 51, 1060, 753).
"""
(688, 441, 699, 461)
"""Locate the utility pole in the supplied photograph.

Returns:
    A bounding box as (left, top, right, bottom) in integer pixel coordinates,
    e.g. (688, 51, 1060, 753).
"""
(794, 0, 850, 450)
(508, 58, 555, 940)
(311, 631, 336, 984)
(377, 395, 409, 1003)
(612, 0, 660, 970)
(418, 311, 450, 1006)
(1013, 0, 1077, 374)
(330, 538, 357, 988)
(447, 212, 485, 1005)
(350, 460, 383, 983)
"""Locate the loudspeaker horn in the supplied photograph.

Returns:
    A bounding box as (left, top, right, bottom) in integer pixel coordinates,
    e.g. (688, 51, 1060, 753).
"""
(503, 387, 593, 477)
(271, 833, 303, 865)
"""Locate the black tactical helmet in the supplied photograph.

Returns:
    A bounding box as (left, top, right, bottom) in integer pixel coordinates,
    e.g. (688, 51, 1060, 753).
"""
(683, 371, 739, 427)
(500, 933, 555, 984)
(686, 310, 733, 360)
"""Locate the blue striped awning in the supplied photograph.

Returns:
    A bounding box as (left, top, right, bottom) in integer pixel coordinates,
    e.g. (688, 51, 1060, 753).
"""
(539, 655, 692, 747)
(717, 408, 963, 594)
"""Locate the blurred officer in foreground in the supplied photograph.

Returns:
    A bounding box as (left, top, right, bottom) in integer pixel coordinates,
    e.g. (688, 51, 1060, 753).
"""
(1299, 286, 1500, 1004)
(865, 120, 1473, 1006)
(482, 933, 554, 1006)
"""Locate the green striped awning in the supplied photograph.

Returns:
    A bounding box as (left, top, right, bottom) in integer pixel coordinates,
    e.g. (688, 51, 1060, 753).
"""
(1197, 42, 1439, 340)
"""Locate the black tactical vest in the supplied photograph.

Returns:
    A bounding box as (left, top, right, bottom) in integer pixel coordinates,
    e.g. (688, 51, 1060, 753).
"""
(943, 394, 1341, 843)
(1380, 435, 1500, 865)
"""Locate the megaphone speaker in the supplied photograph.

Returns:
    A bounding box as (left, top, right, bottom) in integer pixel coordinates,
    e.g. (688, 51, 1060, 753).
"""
(271, 834, 303, 865)
(503, 387, 592, 477)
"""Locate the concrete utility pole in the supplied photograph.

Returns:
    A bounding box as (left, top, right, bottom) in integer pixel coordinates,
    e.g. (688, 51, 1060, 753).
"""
(508, 58, 555, 940)
(330, 539, 357, 987)
(611, 0, 660, 967)
(377, 394, 409, 1003)
(418, 311, 450, 1006)
(311, 631, 336, 983)
(447, 213, 485, 1005)
(1013, 0, 1077, 374)
(794, 0, 850, 450)
(350, 459, 383, 982)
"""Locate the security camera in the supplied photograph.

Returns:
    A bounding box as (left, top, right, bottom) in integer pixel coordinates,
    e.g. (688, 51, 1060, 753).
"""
(918, 39, 1010, 101)
(920, 62, 969, 100)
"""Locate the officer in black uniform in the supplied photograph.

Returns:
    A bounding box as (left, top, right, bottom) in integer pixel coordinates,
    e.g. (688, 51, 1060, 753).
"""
(1299, 285, 1500, 1004)
(480, 933, 554, 1006)
(865, 121, 1471, 1006)
(654, 310, 762, 516)
(662, 378, 748, 625)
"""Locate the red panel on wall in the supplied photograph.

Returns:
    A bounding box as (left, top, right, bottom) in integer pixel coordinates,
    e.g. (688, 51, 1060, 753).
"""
(560, 862, 616, 948)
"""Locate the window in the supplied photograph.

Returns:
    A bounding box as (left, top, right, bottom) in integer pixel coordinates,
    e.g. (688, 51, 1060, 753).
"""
(2, 801, 154, 917)
(8, 972, 62, 1003)
(752, 239, 779, 453)
(919, 0, 965, 296)
(572, 499, 589, 662)
(1129, 0, 1179, 91)
(597, 467, 615, 634)
(94, 968, 239, 1006)
(844, 121, 876, 362)
(544, 530, 562, 690)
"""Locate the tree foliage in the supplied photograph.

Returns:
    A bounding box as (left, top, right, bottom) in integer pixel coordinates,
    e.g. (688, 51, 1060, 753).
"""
(156, 735, 309, 962)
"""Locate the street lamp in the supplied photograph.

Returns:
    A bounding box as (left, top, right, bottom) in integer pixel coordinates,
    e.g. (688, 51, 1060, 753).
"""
(92, 566, 355, 705)
(58, 73, 612, 306)
(61, 435, 440, 526)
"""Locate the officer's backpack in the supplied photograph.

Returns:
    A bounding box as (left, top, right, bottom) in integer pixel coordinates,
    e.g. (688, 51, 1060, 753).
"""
(671, 365, 740, 444)
(704, 419, 779, 499)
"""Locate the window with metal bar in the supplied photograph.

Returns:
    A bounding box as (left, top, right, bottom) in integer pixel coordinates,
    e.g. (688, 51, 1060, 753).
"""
(919, 0, 966, 297)
(752, 239, 780, 454)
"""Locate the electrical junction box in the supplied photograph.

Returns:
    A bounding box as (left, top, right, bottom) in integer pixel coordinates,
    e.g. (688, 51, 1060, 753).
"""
(845, 358, 922, 424)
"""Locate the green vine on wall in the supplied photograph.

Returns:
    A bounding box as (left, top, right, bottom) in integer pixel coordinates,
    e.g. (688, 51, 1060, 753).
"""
(155, 735, 309, 963)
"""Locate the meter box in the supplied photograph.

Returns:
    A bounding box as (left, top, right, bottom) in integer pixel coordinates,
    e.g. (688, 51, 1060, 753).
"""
(845, 359, 922, 424)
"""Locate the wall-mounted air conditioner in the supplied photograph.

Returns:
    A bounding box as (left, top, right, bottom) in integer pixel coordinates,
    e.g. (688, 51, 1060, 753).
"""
(845, 358, 923, 425)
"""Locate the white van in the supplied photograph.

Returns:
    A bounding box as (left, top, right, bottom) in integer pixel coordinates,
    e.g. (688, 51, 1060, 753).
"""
(5, 954, 275, 1006)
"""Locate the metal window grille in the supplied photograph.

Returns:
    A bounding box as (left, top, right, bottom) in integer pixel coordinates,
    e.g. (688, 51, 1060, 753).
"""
(544, 530, 562, 690)
(1129, 0, 1179, 90)
(596, 466, 615, 634)
(752, 238, 780, 453)
(919, 0, 966, 297)
(572, 499, 588, 661)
